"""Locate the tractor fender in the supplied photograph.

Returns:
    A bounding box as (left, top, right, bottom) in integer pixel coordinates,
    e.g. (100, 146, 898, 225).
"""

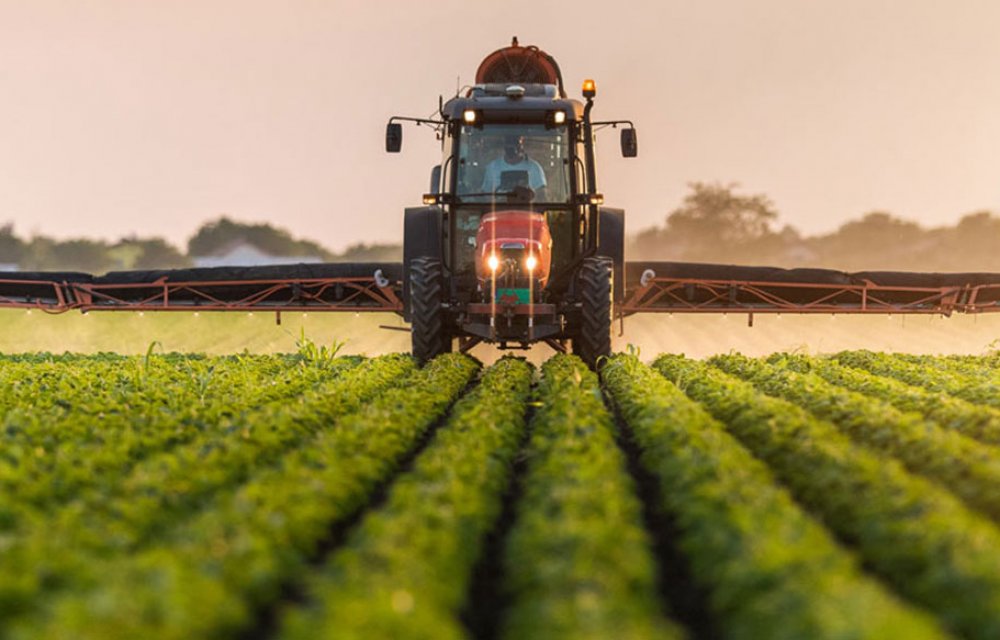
(402, 206, 443, 320)
(599, 207, 625, 304)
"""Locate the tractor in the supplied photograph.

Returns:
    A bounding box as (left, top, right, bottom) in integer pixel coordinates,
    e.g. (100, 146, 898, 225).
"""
(386, 38, 638, 366)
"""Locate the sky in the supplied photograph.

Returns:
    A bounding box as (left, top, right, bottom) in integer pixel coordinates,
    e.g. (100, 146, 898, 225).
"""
(0, 0, 997, 252)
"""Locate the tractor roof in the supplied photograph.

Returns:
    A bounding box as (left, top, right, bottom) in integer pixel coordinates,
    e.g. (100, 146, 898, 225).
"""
(442, 86, 584, 123)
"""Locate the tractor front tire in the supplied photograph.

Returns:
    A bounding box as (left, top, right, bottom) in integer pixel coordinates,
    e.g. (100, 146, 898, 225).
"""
(409, 257, 451, 365)
(572, 256, 613, 368)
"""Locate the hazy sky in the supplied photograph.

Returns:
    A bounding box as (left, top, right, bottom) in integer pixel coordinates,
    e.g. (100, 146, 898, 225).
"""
(1, 0, 997, 252)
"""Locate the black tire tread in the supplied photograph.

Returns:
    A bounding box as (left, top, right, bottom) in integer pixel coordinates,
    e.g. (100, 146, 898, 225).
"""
(410, 257, 450, 364)
(574, 256, 613, 367)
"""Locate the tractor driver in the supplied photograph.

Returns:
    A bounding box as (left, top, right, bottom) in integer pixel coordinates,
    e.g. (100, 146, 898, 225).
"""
(481, 135, 547, 199)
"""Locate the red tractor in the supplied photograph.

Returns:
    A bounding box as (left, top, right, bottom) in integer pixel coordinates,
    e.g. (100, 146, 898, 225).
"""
(386, 38, 638, 365)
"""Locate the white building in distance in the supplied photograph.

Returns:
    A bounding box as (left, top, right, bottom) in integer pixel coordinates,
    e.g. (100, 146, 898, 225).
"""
(192, 240, 324, 268)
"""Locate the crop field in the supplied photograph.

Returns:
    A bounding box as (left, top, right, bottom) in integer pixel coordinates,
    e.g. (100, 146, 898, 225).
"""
(4, 349, 1000, 638)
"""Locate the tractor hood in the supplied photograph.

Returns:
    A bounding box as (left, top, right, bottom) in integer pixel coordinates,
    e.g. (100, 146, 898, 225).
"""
(475, 210, 553, 287)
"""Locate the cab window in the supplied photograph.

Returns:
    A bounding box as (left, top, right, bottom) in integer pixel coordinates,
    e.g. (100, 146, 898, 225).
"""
(456, 124, 572, 203)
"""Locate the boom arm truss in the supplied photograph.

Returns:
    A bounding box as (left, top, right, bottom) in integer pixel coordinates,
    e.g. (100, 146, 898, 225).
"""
(0, 265, 402, 314)
(2, 262, 1000, 318)
(619, 262, 1000, 318)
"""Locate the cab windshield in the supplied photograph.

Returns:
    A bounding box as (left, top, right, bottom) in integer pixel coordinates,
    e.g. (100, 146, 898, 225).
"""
(456, 124, 572, 204)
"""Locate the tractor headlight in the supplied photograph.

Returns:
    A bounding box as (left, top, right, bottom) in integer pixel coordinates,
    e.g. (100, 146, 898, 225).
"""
(487, 254, 500, 271)
(547, 110, 567, 128)
(525, 254, 538, 271)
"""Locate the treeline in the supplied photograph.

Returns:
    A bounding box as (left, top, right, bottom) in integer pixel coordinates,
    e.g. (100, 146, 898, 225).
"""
(4, 186, 998, 274)
(0, 217, 400, 273)
(631, 182, 1000, 272)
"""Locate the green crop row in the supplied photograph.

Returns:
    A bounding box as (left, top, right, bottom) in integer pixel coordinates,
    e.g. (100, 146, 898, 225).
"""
(0, 354, 207, 438)
(654, 354, 1000, 639)
(934, 353, 1000, 369)
(277, 356, 534, 640)
(0, 354, 372, 539)
(7, 352, 480, 640)
(0, 352, 207, 365)
(0, 354, 352, 511)
(895, 352, 1000, 381)
(501, 354, 683, 640)
(712, 353, 1000, 523)
(835, 350, 1000, 408)
(0, 353, 416, 626)
(0, 352, 268, 417)
(0, 354, 333, 534)
(765, 353, 1000, 446)
(0, 354, 324, 432)
(601, 354, 946, 640)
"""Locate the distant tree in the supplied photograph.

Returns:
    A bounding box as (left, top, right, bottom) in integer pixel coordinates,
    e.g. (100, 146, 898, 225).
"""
(58, 239, 117, 273)
(17, 236, 53, 270)
(828, 211, 922, 244)
(667, 181, 779, 245)
(951, 211, 1000, 254)
(932, 210, 1000, 271)
(112, 237, 191, 270)
(812, 211, 926, 270)
(332, 242, 401, 262)
(628, 183, 1000, 270)
(632, 182, 783, 262)
(21, 237, 116, 273)
(0, 224, 25, 264)
(188, 217, 331, 259)
(106, 243, 143, 270)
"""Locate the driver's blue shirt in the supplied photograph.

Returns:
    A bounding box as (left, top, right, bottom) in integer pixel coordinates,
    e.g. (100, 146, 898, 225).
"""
(481, 157, 547, 192)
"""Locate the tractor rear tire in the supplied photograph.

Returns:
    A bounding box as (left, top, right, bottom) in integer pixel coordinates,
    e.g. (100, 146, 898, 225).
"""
(409, 257, 451, 365)
(572, 256, 613, 368)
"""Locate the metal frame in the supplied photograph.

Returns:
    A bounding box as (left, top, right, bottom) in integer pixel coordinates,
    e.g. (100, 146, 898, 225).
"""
(0, 278, 73, 313)
(0, 276, 402, 314)
(619, 275, 1000, 317)
(6, 272, 1000, 320)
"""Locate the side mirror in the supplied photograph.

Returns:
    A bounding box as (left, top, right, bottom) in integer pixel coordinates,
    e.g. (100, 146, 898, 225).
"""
(620, 128, 638, 158)
(429, 165, 441, 194)
(386, 123, 402, 153)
